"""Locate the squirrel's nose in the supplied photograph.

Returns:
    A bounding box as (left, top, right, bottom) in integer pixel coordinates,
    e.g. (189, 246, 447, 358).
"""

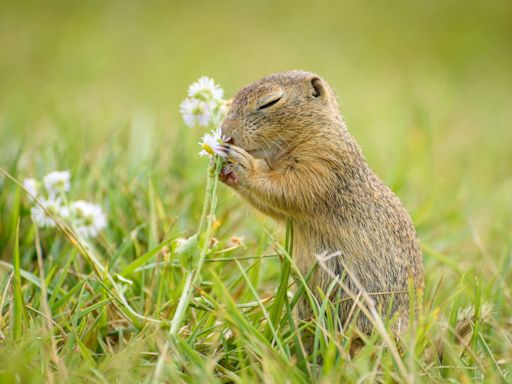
(221, 127, 234, 144)
(221, 119, 236, 144)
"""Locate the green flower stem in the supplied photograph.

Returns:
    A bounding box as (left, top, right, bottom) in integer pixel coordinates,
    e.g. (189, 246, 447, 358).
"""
(170, 155, 223, 336)
(197, 158, 214, 235)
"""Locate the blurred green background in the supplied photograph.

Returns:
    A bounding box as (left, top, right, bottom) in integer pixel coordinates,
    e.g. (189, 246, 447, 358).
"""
(0, 2, 511, 380)
(1, 0, 511, 270)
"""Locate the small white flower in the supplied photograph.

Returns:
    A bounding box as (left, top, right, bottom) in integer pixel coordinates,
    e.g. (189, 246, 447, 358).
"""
(199, 128, 228, 157)
(23, 178, 38, 198)
(30, 198, 63, 228)
(63, 200, 107, 239)
(43, 170, 71, 197)
(180, 98, 212, 128)
(188, 76, 224, 102)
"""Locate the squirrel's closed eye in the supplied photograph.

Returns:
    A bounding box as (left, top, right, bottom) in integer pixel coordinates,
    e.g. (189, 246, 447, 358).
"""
(257, 94, 283, 110)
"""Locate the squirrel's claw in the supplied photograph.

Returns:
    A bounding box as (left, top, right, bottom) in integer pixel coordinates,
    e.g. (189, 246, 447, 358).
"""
(220, 144, 254, 171)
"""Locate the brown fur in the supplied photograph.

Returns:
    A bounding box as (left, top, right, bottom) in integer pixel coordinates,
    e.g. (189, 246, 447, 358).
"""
(219, 70, 424, 333)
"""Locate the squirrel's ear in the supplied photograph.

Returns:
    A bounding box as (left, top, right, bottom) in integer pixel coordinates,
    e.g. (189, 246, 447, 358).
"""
(310, 77, 325, 98)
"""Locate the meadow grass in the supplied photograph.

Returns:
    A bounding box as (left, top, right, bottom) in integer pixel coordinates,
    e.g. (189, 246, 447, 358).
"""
(1, 1, 511, 383)
(0, 120, 509, 383)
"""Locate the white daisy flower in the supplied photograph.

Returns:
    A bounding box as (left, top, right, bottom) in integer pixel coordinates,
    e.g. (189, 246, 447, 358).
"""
(62, 200, 107, 239)
(188, 76, 224, 102)
(199, 128, 228, 157)
(23, 178, 38, 198)
(180, 98, 212, 128)
(30, 198, 63, 228)
(43, 170, 71, 197)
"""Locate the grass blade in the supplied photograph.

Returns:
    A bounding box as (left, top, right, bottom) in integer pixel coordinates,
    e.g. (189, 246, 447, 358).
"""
(265, 219, 292, 341)
(11, 220, 25, 340)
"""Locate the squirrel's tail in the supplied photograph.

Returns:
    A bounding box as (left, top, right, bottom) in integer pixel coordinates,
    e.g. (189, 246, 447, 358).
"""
(432, 302, 494, 361)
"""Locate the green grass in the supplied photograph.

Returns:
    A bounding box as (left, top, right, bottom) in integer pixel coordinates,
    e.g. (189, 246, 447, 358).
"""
(1, 1, 511, 382)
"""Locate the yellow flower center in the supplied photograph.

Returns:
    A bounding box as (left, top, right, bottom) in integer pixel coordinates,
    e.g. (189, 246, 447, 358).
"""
(202, 143, 214, 155)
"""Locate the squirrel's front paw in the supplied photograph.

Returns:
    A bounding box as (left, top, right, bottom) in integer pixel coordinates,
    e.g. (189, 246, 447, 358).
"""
(219, 144, 255, 183)
(220, 144, 254, 169)
(220, 164, 240, 187)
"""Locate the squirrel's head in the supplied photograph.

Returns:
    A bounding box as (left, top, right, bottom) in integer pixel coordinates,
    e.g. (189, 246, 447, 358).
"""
(221, 70, 341, 159)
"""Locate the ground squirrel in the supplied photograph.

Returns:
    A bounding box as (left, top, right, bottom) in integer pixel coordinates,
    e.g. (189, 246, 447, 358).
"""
(219, 70, 424, 334)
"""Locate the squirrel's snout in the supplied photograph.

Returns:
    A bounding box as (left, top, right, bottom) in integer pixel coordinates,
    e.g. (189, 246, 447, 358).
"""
(221, 120, 236, 144)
